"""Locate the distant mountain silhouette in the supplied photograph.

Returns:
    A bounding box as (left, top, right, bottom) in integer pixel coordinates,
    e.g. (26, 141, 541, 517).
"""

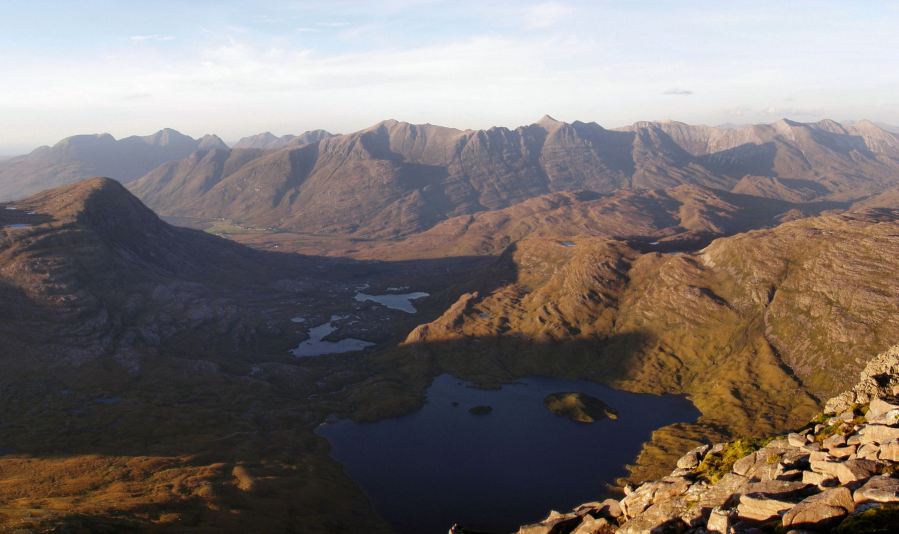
(0, 129, 228, 200)
(128, 117, 899, 238)
(232, 130, 334, 149)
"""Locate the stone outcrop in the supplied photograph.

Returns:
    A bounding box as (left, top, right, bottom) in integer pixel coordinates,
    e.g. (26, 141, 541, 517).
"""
(480, 344, 899, 534)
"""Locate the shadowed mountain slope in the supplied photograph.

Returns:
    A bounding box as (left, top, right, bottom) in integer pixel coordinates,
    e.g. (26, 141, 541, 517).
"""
(359, 184, 844, 259)
(129, 118, 899, 239)
(0, 129, 228, 200)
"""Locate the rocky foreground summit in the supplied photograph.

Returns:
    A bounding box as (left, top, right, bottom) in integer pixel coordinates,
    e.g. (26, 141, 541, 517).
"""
(478, 346, 899, 534)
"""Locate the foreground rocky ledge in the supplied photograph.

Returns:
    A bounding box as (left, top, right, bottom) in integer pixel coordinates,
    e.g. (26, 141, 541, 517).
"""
(452, 346, 899, 534)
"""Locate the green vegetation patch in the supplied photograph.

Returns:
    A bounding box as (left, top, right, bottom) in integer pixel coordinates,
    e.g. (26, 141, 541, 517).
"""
(836, 504, 899, 533)
(542, 392, 619, 423)
(695, 438, 774, 483)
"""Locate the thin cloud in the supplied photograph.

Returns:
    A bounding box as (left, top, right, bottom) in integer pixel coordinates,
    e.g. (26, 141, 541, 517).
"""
(727, 106, 750, 117)
(525, 2, 572, 29)
(124, 93, 152, 100)
(662, 88, 693, 95)
(130, 35, 175, 42)
(296, 28, 320, 33)
(759, 106, 820, 117)
(317, 22, 350, 27)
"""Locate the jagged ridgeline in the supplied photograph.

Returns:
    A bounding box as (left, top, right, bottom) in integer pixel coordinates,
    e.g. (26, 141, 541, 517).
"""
(492, 346, 899, 534)
(125, 118, 899, 239)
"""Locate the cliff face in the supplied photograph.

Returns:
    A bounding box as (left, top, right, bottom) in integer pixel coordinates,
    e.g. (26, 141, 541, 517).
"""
(496, 346, 899, 534)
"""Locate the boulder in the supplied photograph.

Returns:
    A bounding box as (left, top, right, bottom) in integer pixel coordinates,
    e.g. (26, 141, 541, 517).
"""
(802, 471, 837, 488)
(867, 409, 899, 426)
(681, 473, 746, 527)
(575, 500, 622, 520)
(676, 444, 710, 470)
(737, 493, 798, 522)
(833, 459, 884, 487)
(788, 433, 808, 447)
(738, 480, 814, 499)
(859, 424, 899, 444)
(857, 442, 881, 460)
(518, 511, 583, 534)
(810, 459, 843, 477)
(802, 442, 822, 453)
(732, 453, 757, 476)
(822, 434, 847, 450)
(571, 516, 617, 534)
(867, 396, 899, 421)
(847, 434, 862, 446)
(620, 477, 691, 519)
(879, 439, 899, 461)
(706, 507, 737, 534)
(828, 444, 857, 459)
(781, 487, 854, 529)
(852, 475, 899, 504)
(617, 496, 688, 534)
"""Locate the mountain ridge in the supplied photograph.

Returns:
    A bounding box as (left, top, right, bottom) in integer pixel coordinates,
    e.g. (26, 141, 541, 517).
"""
(0, 130, 229, 201)
(127, 116, 899, 240)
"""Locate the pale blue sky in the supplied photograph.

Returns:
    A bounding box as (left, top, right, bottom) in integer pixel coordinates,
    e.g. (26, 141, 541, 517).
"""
(1, 0, 898, 154)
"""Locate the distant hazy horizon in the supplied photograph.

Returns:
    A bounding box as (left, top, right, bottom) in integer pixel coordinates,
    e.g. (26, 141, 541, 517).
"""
(3, 116, 899, 158)
(2, 0, 898, 154)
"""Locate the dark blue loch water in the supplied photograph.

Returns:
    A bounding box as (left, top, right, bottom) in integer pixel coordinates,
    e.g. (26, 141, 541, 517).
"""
(316, 374, 701, 534)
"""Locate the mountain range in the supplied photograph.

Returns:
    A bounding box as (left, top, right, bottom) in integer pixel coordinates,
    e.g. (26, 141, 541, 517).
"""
(126, 117, 899, 239)
(0, 129, 227, 200)
(3, 117, 899, 533)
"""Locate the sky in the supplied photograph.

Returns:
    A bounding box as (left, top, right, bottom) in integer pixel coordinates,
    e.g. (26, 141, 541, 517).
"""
(1, 0, 898, 154)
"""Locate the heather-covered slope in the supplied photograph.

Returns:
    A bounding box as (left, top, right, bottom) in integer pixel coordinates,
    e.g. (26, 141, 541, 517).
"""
(374, 208, 899, 483)
(0, 178, 466, 533)
(129, 118, 899, 239)
(361, 184, 842, 259)
(0, 129, 228, 200)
